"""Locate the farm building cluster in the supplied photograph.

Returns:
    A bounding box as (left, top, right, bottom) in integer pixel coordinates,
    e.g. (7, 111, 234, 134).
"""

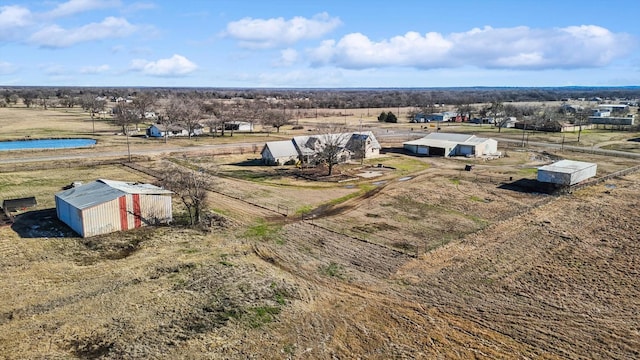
(261, 131, 381, 166)
(146, 121, 254, 138)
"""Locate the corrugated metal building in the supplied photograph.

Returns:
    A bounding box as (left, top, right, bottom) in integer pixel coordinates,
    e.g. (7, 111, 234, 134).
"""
(403, 133, 498, 157)
(537, 160, 597, 186)
(55, 179, 173, 237)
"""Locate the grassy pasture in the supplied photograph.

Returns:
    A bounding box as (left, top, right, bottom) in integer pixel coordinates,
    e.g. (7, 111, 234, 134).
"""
(1, 104, 640, 358)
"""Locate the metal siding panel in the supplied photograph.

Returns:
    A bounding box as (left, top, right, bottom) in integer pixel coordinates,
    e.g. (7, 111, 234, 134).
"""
(119, 196, 128, 231)
(139, 194, 173, 225)
(569, 165, 597, 185)
(83, 200, 121, 237)
(133, 194, 142, 228)
(56, 196, 84, 237)
(125, 194, 135, 230)
(537, 170, 571, 185)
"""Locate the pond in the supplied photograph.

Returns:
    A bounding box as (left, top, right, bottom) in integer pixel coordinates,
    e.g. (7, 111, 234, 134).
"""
(0, 138, 96, 151)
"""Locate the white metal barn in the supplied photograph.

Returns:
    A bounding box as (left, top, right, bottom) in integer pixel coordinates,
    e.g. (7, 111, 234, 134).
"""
(55, 179, 173, 238)
(537, 160, 597, 186)
(403, 133, 498, 157)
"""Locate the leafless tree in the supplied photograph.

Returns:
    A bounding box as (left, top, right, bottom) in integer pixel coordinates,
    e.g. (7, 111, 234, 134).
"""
(313, 130, 350, 176)
(112, 102, 137, 134)
(456, 101, 474, 121)
(132, 92, 157, 127)
(112, 102, 138, 161)
(160, 167, 212, 226)
(165, 96, 203, 139)
(262, 108, 292, 133)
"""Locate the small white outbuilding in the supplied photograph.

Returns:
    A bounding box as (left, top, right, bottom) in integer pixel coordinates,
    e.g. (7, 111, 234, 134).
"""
(537, 160, 597, 186)
(55, 179, 173, 238)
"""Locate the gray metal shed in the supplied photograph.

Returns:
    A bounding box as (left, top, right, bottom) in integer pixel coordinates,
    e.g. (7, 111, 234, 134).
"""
(55, 179, 172, 237)
(537, 160, 597, 186)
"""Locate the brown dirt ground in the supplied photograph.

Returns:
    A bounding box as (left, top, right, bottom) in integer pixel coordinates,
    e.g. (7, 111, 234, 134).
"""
(1, 105, 640, 358)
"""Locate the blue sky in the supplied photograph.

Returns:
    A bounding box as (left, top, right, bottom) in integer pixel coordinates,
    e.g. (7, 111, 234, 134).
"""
(1, 0, 639, 88)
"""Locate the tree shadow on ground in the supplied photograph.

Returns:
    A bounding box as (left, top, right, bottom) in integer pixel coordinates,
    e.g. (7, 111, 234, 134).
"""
(10, 208, 77, 238)
(497, 178, 562, 195)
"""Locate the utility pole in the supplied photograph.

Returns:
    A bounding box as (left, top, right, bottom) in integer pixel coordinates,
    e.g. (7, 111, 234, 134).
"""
(125, 125, 132, 162)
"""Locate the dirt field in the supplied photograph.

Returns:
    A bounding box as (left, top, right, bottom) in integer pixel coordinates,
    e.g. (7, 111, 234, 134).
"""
(1, 106, 640, 359)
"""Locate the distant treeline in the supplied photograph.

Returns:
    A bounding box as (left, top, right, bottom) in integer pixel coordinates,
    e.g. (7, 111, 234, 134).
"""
(2, 86, 639, 110)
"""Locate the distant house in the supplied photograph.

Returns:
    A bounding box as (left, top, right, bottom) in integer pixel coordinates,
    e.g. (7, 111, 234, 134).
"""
(403, 133, 498, 157)
(55, 179, 173, 238)
(144, 111, 158, 120)
(224, 121, 254, 132)
(497, 117, 518, 128)
(598, 104, 629, 114)
(147, 124, 189, 137)
(192, 123, 205, 136)
(560, 104, 583, 113)
(537, 160, 597, 186)
(261, 140, 299, 165)
(413, 112, 457, 123)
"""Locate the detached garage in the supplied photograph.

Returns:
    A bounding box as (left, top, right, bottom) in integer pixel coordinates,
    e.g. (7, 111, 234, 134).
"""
(537, 160, 597, 186)
(55, 179, 173, 238)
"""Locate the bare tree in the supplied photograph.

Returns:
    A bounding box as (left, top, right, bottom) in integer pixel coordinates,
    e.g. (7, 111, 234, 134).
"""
(262, 108, 292, 133)
(112, 102, 137, 133)
(160, 167, 211, 226)
(313, 131, 350, 176)
(132, 92, 157, 128)
(165, 96, 203, 139)
(112, 102, 138, 161)
(80, 95, 107, 134)
(201, 101, 222, 136)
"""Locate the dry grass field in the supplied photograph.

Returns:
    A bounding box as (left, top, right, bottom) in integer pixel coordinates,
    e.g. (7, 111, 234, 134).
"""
(1, 106, 640, 358)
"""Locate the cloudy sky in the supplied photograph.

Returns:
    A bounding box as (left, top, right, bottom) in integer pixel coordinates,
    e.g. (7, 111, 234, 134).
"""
(1, 0, 638, 87)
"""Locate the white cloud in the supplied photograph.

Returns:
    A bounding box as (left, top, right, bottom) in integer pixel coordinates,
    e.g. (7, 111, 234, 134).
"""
(40, 64, 66, 76)
(226, 12, 341, 49)
(0, 61, 19, 75)
(47, 0, 122, 18)
(124, 2, 156, 13)
(29, 17, 137, 48)
(130, 54, 198, 76)
(254, 69, 346, 87)
(309, 25, 634, 70)
(274, 49, 299, 67)
(0, 5, 33, 40)
(80, 64, 110, 74)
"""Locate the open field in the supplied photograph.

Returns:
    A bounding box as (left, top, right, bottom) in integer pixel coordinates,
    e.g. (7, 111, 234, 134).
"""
(1, 105, 640, 358)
